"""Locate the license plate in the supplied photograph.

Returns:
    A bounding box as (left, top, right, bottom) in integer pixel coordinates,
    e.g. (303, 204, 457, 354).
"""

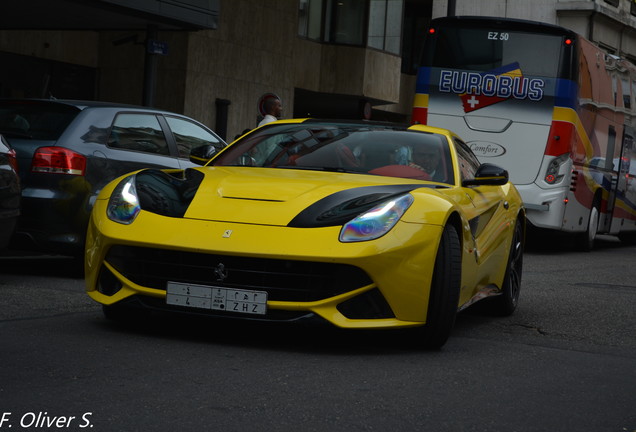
(166, 282, 268, 315)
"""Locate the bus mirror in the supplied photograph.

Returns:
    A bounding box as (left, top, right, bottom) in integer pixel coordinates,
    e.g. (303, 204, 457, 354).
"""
(463, 163, 509, 187)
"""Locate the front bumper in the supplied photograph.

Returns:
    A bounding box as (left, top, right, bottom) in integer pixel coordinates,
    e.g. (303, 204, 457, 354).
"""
(86, 200, 443, 329)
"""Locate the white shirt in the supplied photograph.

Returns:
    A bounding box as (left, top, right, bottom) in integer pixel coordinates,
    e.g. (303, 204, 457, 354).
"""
(258, 114, 278, 127)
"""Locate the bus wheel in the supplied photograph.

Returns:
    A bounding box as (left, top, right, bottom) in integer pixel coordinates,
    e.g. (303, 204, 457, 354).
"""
(578, 203, 599, 252)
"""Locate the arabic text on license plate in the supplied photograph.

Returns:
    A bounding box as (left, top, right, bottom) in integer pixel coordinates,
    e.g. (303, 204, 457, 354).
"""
(166, 282, 267, 315)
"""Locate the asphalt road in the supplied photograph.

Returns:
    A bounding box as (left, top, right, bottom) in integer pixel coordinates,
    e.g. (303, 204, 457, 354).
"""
(1, 236, 635, 432)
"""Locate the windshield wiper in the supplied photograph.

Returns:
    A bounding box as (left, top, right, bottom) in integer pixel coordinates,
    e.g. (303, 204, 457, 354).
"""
(276, 165, 363, 174)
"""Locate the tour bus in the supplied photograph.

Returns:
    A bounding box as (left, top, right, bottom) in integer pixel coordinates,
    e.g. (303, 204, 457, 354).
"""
(412, 16, 636, 250)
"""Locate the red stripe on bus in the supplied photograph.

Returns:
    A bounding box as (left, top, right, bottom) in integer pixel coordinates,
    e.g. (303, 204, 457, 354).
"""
(411, 107, 428, 125)
(545, 120, 574, 156)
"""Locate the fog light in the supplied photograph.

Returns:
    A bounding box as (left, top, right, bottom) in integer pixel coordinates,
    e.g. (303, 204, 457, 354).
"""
(337, 288, 395, 319)
(97, 266, 122, 296)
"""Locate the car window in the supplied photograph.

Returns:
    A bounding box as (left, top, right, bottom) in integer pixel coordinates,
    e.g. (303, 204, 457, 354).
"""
(212, 122, 454, 184)
(108, 113, 169, 155)
(0, 103, 79, 140)
(164, 116, 224, 158)
(454, 138, 480, 182)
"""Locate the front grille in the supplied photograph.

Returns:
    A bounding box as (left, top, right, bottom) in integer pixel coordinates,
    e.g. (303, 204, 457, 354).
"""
(106, 245, 372, 302)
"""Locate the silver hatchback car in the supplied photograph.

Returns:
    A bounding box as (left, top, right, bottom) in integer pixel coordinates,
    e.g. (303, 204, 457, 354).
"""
(0, 99, 226, 257)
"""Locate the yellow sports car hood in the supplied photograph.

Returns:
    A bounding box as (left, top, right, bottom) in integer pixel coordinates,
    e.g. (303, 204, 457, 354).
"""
(181, 166, 427, 226)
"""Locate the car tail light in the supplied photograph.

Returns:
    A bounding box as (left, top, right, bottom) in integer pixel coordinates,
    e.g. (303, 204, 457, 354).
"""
(7, 148, 18, 173)
(31, 147, 86, 176)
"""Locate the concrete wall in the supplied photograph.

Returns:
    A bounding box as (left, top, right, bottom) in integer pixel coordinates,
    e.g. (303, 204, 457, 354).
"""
(363, 49, 401, 103)
(433, 0, 557, 22)
(183, 0, 297, 139)
(179, 0, 402, 139)
(97, 31, 147, 106)
(293, 38, 401, 103)
(0, 30, 98, 67)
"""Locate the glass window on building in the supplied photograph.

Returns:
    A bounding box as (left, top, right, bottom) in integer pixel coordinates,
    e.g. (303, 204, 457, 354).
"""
(368, 0, 403, 54)
(622, 78, 631, 110)
(299, 0, 324, 40)
(298, 0, 404, 54)
(327, 0, 366, 45)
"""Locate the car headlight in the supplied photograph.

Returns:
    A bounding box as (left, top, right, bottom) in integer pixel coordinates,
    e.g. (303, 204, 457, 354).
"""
(339, 193, 414, 242)
(107, 175, 140, 225)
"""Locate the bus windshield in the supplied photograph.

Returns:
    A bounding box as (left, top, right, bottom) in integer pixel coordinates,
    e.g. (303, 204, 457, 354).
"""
(424, 24, 570, 79)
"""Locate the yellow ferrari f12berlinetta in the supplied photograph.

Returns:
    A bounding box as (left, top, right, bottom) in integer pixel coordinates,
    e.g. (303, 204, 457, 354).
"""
(85, 119, 525, 349)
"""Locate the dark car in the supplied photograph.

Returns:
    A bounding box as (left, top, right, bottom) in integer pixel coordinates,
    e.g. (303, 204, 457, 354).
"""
(0, 99, 226, 257)
(0, 134, 20, 251)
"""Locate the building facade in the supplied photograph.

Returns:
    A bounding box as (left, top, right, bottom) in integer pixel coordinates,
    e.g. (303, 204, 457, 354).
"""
(1, 0, 635, 140)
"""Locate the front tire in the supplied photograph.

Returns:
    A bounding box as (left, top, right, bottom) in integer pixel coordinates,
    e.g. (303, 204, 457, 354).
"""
(419, 224, 461, 349)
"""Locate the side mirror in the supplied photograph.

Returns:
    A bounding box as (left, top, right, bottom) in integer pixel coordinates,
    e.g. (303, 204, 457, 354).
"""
(463, 163, 509, 187)
(189, 144, 218, 165)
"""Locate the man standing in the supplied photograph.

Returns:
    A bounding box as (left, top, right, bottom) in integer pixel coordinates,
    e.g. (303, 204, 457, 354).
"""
(258, 97, 283, 127)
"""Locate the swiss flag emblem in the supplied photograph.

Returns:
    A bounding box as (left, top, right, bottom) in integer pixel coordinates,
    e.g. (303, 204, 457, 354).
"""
(460, 93, 508, 113)
(459, 63, 523, 113)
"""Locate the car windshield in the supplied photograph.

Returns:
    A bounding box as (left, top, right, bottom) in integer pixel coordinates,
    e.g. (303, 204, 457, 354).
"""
(0, 102, 80, 140)
(211, 122, 454, 184)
